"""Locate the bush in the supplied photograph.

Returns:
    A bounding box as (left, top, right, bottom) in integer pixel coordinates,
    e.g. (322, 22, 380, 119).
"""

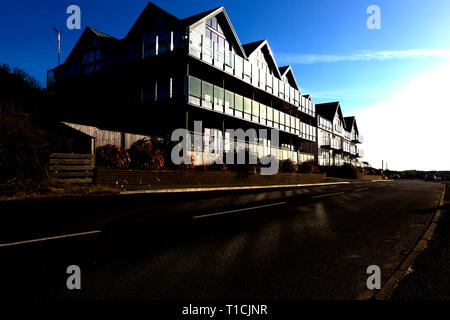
(206, 162, 227, 171)
(321, 163, 358, 179)
(0, 116, 51, 183)
(280, 159, 297, 173)
(298, 160, 320, 174)
(127, 138, 164, 169)
(95, 144, 130, 168)
(226, 149, 260, 179)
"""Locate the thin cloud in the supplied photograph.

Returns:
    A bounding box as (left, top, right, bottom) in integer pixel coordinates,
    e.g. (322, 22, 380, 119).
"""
(278, 49, 450, 64)
(0, 0, 24, 7)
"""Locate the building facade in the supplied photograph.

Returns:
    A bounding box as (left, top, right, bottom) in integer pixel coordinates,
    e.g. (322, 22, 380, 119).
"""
(316, 102, 363, 166)
(47, 2, 363, 166)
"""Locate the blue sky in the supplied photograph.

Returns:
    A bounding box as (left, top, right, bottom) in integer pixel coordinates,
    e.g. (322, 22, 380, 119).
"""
(1, 0, 449, 169)
(1, 0, 449, 110)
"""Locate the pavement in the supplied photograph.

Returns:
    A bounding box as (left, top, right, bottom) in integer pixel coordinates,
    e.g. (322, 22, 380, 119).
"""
(390, 182, 450, 300)
(0, 180, 444, 300)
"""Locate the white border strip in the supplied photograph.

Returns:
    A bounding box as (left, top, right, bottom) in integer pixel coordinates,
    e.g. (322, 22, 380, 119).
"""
(0, 230, 102, 248)
(120, 182, 354, 195)
(312, 192, 345, 199)
(192, 202, 287, 219)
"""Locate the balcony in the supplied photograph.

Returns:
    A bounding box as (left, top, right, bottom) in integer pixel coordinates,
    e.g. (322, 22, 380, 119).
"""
(188, 29, 316, 118)
(357, 149, 364, 158)
(187, 131, 315, 164)
(332, 145, 344, 154)
(352, 134, 364, 144)
(188, 76, 317, 143)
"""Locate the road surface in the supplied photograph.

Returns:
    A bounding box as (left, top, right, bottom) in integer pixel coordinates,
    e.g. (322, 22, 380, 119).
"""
(0, 180, 443, 300)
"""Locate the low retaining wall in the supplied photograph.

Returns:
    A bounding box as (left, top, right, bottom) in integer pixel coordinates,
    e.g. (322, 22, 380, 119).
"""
(95, 168, 326, 190)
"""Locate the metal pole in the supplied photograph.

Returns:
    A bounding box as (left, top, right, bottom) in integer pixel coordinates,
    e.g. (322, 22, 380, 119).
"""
(52, 27, 61, 65)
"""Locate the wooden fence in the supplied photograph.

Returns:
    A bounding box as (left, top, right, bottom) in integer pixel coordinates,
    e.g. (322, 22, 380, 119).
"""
(49, 153, 95, 184)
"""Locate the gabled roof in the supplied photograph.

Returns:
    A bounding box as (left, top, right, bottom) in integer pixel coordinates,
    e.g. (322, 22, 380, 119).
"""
(344, 116, 359, 133)
(344, 116, 354, 130)
(279, 65, 300, 91)
(316, 102, 345, 122)
(242, 40, 281, 79)
(184, 7, 247, 59)
(303, 94, 311, 100)
(65, 26, 118, 62)
(88, 26, 116, 40)
(126, 2, 180, 39)
(180, 7, 220, 27)
(243, 40, 265, 56)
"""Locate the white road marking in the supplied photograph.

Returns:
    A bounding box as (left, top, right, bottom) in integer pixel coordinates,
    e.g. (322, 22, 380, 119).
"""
(312, 192, 345, 199)
(192, 202, 287, 219)
(0, 230, 102, 248)
(355, 188, 370, 192)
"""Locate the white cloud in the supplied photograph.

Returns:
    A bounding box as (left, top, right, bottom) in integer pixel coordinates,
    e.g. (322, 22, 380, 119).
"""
(278, 49, 450, 64)
(355, 63, 450, 171)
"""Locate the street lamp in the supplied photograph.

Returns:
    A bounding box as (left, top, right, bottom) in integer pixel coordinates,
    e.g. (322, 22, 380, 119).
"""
(52, 27, 61, 65)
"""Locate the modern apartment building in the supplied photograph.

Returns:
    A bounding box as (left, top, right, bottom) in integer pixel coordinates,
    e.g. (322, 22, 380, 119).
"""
(47, 2, 363, 166)
(316, 102, 363, 166)
(47, 2, 318, 163)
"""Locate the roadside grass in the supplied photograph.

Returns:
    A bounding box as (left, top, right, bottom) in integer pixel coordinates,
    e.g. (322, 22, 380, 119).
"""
(0, 183, 119, 202)
(390, 182, 450, 300)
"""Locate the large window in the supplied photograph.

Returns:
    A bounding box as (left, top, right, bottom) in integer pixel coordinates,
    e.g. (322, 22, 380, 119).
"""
(244, 97, 252, 114)
(274, 109, 280, 124)
(267, 107, 273, 121)
(260, 104, 267, 120)
(279, 112, 285, 125)
(214, 86, 224, 106)
(244, 60, 251, 77)
(273, 78, 279, 96)
(202, 82, 213, 102)
(252, 102, 259, 117)
(203, 30, 213, 58)
(157, 79, 170, 100)
(235, 94, 243, 112)
(235, 55, 243, 77)
(225, 90, 234, 109)
(82, 48, 101, 74)
(188, 76, 201, 98)
(143, 83, 156, 102)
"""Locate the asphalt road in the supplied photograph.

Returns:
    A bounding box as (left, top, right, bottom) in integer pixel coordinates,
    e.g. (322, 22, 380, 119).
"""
(0, 180, 444, 300)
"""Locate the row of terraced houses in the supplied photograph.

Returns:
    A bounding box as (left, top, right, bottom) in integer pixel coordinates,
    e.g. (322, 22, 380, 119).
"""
(47, 2, 364, 167)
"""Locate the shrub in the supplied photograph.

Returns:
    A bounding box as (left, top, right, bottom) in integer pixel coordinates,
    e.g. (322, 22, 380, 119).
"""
(127, 138, 164, 169)
(227, 149, 260, 179)
(95, 144, 130, 168)
(280, 159, 297, 173)
(320, 163, 358, 179)
(0, 116, 51, 183)
(298, 160, 320, 174)
(207, 162, 227, 171)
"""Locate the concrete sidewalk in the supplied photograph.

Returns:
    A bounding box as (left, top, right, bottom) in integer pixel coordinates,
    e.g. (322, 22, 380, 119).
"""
(120, 178, 386, 194)
(391, 182, 450, 300)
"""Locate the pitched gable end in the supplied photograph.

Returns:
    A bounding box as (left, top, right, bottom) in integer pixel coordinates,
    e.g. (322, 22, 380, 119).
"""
(184, 7, 247, 58)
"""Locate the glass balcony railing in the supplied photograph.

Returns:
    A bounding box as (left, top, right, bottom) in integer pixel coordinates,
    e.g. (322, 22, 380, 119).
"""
(352, 134, 364, 143)
(188, 29, 316, 117)
(187, 76, 317, 142)
(357, 149, 364, 158)
(186, 131, 315, 164)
